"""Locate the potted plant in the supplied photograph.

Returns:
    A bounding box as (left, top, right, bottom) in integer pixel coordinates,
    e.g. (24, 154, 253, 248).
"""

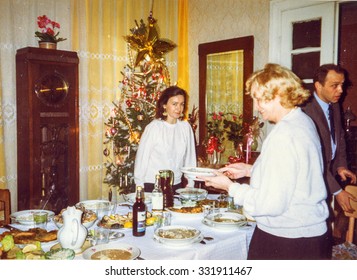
(35, 15, 66, 49)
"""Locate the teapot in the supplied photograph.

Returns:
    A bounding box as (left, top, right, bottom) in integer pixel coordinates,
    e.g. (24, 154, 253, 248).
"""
(159, 170, 174, 208)
(57, 206, 87, 253)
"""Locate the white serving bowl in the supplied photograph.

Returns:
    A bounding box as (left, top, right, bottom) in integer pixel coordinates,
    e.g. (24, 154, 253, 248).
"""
(176, 188, 208, 201)
(203, 212, 247, 230)
(153, 225, 201, 246)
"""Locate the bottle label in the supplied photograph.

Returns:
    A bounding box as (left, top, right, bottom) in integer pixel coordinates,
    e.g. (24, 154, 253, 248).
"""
(137, 211, 146, 233)
(152, 195, 163, 211)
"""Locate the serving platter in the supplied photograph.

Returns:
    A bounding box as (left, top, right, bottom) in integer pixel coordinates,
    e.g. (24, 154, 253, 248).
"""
(82, 243, 141, 260)
(180, 167, 216, 181)
(166, 206, 203, 219)
(10, 210, 55, 225)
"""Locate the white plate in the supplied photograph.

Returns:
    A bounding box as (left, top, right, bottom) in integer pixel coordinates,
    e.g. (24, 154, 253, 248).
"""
(153, 225, 201, 246)
(123, 192, 152, 204)
(181, 167, 216, 181)
(202, 212, 248, 230)
(82, 243, 141, 260)
(10, 210, 55, 225)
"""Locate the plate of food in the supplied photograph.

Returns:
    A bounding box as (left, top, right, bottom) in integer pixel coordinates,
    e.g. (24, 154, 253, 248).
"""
(181, 167, 216, 181)
(75, 200, 113, 219)
(123, 192, 152, 204)
(53, 207, 97, 229)
(97, 212, 155, 230)
(10, 210, 55, 226)
(153, 225, 202, 247)
(166, 206, 203, 219)
(202, 212, 248, 230)
(0, 227, 58, 247)
(82, 243, 141, 260)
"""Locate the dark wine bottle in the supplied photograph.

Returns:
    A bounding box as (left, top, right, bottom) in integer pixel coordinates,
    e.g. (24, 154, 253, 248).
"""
(132, 186, 146, 236)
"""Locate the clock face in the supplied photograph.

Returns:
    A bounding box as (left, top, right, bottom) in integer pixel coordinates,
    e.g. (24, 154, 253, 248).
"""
(34, 73, 69, 107)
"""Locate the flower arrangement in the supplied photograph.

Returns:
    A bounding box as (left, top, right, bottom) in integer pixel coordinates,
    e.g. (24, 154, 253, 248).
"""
(35, 15, 67, 43)
(205, 112, 264, 162)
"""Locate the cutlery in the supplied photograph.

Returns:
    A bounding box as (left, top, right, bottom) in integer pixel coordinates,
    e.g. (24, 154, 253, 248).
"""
(136, 256, 145, 260)
(118, 203, 133, 209)
(203, 236, 214, 241)
(200, 240, 206, 244)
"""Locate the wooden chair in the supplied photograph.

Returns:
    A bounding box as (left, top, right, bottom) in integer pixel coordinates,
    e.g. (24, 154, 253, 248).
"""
(0, 189, 11, 226)
(344, 185, 357, 243)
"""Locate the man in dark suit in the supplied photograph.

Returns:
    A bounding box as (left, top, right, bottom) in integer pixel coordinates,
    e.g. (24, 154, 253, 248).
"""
(302, 64, 356, 215)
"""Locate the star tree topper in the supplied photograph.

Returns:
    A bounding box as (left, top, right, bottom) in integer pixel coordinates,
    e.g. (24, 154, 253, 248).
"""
(124, 13, 177, 67)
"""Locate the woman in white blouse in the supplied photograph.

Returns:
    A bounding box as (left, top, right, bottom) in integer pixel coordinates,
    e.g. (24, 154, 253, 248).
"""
(134, 86, 197, 192)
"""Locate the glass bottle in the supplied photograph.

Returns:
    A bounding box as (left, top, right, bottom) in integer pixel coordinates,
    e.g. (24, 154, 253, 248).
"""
(152, 174, 163, 214)
(132, 186, 146, 237)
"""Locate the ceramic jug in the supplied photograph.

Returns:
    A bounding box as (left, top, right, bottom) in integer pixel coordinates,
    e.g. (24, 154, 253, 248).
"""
(57, 206, 87, 253)
(159, 169, 174, 208)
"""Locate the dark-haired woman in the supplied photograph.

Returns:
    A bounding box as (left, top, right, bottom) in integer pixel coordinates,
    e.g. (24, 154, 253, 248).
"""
(134, 86, 196, 192)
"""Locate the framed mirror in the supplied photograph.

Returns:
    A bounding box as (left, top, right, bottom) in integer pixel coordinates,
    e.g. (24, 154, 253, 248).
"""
(198, 36, 254, 161)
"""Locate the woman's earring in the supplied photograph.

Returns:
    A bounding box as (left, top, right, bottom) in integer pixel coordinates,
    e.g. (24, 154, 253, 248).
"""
(163, 108, 167, 116)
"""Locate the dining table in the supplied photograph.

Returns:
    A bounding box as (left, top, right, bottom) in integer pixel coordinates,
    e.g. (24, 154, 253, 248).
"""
(1, 194, 255, 260)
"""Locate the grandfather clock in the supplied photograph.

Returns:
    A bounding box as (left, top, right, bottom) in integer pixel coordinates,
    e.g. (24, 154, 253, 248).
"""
(16, 47, 79, 213)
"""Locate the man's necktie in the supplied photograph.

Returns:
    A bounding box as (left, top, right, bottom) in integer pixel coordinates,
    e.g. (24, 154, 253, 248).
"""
(328, 104, 335, 143)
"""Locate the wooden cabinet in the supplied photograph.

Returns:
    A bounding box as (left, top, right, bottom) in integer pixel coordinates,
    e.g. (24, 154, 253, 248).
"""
(16, 47, 79, 213)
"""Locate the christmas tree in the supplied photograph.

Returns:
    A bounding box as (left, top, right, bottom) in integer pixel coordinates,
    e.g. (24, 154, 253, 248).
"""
(103, 13, 176, 195)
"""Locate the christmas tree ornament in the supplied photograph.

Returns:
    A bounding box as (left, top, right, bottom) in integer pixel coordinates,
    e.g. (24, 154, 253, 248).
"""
(137, 115, 144, 121)
(110, 127, 118, 135)
(103, 148, 110, 157)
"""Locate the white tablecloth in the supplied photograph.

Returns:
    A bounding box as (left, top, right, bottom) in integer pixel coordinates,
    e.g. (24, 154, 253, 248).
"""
(2, 196, 255, 260)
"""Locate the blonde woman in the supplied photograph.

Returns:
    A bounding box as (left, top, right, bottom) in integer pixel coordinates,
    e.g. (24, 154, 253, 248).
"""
(199, 64, 329, 260)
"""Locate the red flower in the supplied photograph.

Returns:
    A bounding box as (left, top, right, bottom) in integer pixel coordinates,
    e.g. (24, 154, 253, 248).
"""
(35, 15, 66, 43)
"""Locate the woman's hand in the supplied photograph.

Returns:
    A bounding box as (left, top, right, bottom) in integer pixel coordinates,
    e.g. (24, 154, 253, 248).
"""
(218, 163, 252, 179)
(197, 171, 233, 193)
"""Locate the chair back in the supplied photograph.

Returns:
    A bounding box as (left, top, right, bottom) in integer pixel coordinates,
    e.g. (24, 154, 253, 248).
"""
(344, 185, 357, 243)
(0, 189, 11, 226)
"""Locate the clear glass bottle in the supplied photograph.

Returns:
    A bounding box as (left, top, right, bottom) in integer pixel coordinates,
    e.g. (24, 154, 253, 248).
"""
(152, 174, 163, 214)
(132, 186, 146, 236)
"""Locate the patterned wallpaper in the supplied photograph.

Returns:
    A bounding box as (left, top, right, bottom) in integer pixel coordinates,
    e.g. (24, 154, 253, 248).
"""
(188, 0, 270, 111)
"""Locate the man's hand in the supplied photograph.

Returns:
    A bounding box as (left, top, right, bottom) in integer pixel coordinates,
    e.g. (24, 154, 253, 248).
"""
(335, 189, 357, 213)
(337, 167, 357, 184)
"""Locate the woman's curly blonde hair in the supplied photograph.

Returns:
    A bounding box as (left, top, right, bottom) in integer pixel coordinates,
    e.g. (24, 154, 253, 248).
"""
(245, 63, 310, 109)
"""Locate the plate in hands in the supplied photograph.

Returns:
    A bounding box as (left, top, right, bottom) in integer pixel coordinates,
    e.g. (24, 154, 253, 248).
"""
(181, 167, 216, 181)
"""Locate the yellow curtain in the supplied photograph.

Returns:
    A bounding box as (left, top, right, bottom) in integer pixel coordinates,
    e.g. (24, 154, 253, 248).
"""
(177, 0, 189, 92)
(71, 0, 180, 200)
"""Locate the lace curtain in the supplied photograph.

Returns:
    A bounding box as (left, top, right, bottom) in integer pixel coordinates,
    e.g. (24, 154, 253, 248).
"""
(0, 0, 186, 210)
